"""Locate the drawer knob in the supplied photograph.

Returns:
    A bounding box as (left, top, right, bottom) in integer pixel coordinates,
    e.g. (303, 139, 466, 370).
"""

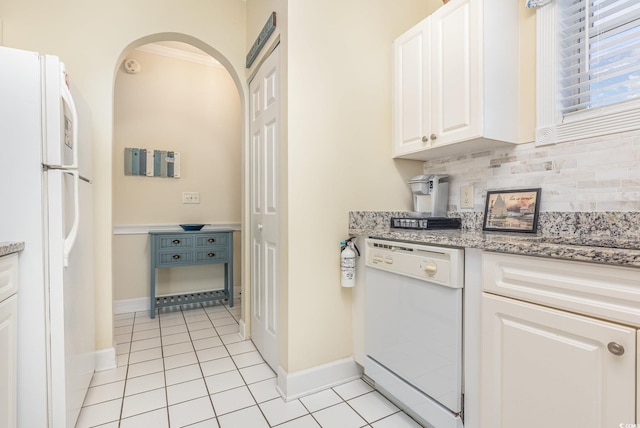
(172, 239, 181, 245)
(172, 254, 181, 260)
(607, 342, 625, 356)
(208, 238, 215, 243)
(208, 252, 215, 257)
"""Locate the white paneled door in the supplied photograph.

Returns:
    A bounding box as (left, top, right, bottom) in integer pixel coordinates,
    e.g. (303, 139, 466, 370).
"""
(249, 45, 280, 372)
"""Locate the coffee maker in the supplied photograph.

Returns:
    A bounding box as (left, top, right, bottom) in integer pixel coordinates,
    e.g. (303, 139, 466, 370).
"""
(408, 174, 449, 217)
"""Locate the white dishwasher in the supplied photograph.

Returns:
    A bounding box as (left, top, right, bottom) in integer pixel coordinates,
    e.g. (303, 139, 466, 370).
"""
(364, 238, 464, 428)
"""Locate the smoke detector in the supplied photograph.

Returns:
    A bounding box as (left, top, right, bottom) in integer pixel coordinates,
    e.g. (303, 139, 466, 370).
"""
(123, 59, 141, 74)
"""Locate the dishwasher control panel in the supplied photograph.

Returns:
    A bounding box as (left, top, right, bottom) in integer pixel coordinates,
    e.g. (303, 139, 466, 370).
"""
(365, 239, 464, 288)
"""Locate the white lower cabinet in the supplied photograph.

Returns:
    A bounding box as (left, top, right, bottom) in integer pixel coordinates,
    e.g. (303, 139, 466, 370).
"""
(481, 252, 640, 428)
(482, 293, 635, 428)
(0, 253, 18, 428)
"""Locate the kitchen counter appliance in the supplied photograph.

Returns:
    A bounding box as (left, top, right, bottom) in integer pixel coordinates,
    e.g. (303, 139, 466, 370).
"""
(365, 238, 465, 428)
(409, 174, 449, 217)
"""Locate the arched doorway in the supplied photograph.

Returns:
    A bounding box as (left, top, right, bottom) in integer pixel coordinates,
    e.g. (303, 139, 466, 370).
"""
(111, 35, 246, 330)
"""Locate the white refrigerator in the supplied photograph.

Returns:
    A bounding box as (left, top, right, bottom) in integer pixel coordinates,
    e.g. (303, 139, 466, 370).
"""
(0, 46, 95, 428)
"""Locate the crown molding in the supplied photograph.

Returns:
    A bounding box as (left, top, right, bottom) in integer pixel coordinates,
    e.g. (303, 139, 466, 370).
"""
(136, 43, 222, 68)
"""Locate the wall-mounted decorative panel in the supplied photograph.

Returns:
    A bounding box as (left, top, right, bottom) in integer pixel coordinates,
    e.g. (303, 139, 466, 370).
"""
(124, 148, 181, 178)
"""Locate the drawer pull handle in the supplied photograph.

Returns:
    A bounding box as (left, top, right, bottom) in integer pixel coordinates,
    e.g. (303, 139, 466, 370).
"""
(172, 239, 181, 245)
(608, 342, 625, 356)
(208, 238, 215, 243)
(208, 252, 215, 257)
(172, 254, 181, 260)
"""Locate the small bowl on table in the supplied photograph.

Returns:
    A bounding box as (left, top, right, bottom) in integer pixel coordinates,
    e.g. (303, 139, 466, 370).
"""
(180, 224, 205, 231)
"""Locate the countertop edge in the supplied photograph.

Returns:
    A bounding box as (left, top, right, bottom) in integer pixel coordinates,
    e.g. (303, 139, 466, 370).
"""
(350, 229, 640, 269)
(0, 241, 25, 257)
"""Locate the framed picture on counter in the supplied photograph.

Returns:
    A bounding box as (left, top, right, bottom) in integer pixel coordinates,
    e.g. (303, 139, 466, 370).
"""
(483, 188, 541, 233)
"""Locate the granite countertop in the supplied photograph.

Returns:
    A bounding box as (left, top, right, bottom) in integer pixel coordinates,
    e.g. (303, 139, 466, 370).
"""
(0, 242, 25, 257)
(349, 212, 640, 268)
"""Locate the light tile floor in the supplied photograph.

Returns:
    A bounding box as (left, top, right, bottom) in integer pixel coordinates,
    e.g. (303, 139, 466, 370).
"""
(76, 299, 424, 428)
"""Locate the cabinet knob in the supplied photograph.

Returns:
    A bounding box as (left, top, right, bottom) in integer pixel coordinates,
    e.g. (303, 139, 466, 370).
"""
(208, 252, 215, 257)
(172, 239, 181, 245)
(208, 238, 215, 243)
(430, 133, 437, 140)
(421, 135, 429, 143)
(172, 254, 181, 260)
(258, 224, 263, 230)
(607, 342, 625, 356)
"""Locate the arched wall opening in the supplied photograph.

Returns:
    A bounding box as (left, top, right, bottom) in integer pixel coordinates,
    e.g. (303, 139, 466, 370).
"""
(111, 33, 247, 325)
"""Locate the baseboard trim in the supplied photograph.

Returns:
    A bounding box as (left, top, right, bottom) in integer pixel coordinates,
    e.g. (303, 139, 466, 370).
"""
(238, 319, 247, 340)
(95, 347, 117, 372)
(114, 297, 149, 314)
(276, 358, 363, 401)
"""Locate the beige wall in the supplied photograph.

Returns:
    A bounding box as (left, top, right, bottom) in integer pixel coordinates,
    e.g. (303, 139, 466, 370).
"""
(245, 0, 427, 374)
(113, 48, 241, 226)
(112, 47, 242, 301)
(0, 0, 248, 350)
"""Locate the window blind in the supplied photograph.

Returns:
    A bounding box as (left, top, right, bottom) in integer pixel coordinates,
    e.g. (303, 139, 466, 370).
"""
(557, 0, 640, 116)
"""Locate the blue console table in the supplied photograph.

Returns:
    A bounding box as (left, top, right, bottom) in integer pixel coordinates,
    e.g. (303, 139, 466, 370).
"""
(149, 230, 233, 318)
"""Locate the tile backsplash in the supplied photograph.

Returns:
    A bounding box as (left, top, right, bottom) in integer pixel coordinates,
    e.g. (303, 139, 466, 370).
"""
(423, 130, 640, 212)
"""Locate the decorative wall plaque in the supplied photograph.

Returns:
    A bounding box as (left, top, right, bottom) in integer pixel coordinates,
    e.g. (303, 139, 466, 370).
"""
(246, 12, 276, 68)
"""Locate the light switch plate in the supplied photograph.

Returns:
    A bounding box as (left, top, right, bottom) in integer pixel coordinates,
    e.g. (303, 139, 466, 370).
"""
(460, 186, 474, 209)
(182, 192, 200, 204)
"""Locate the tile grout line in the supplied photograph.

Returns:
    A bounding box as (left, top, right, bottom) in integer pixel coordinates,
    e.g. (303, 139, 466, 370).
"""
(204, 300, 263, 426)
(183, 302, 220, 426)
(115, 311, 135, 428)
(159, 307, 173, 427)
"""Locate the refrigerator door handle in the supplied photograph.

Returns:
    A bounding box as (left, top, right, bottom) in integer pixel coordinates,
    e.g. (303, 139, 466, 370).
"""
(63, 170, 80, 267)
(60, 70, 78, 169)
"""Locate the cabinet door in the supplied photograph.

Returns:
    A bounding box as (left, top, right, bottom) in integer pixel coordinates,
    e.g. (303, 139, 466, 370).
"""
(481, 293, 636, 428)
(430, 0, 480, 147)
(0, 295, 17, 428)
(0, 254, 18, 304)
(392, 18, 431, 157)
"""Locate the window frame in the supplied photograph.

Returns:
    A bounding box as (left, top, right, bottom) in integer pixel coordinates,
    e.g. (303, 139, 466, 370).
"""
(535, 1, 640, 146)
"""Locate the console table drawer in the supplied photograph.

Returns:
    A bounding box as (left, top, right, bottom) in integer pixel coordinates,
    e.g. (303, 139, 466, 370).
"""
(195, 248, 227, 262)
(195, 234, 228, 248)
(157, 250, 194, 266)
(157, 235, 193, 249)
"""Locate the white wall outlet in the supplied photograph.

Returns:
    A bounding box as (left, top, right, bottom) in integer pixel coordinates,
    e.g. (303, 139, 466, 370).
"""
(182, 192, 200, 204)
(460, 186, 474, 209)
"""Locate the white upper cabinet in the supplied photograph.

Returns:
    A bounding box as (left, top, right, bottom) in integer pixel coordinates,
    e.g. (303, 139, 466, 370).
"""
(392, 18, 431, 155)
(392, 0, 521, 160)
